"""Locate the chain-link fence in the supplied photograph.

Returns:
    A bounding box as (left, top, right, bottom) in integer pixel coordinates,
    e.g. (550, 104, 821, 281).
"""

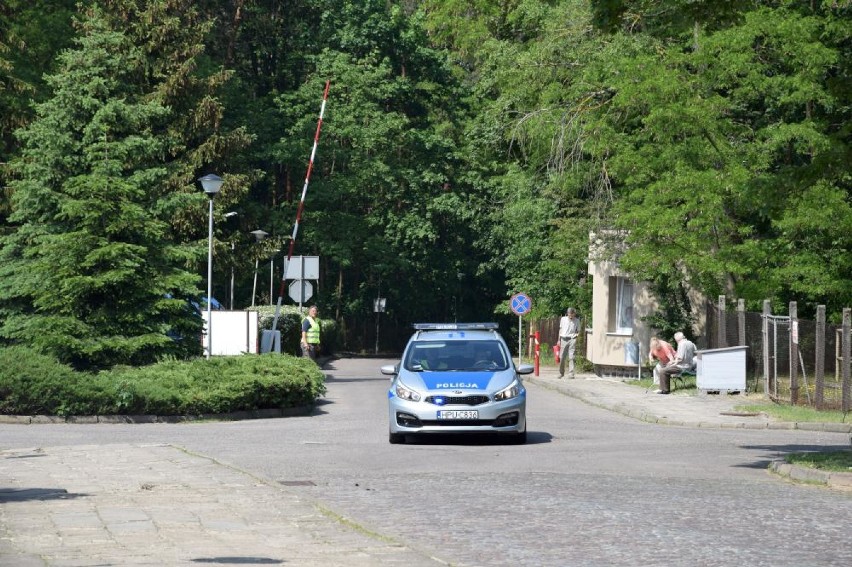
(705, 298, 851, 411)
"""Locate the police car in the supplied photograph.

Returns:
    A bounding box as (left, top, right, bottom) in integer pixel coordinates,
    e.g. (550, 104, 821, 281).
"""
(382, 323, 533, 444)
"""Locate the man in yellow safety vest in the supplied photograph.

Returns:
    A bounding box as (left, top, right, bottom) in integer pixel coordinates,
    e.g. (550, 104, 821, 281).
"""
(300, 305, 321, 359)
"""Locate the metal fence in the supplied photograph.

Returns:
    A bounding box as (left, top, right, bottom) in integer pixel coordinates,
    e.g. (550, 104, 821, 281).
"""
(705, 297, 851, 412)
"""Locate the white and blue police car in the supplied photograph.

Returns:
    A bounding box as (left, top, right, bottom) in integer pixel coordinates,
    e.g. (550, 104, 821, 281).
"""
(382, 323, 533, 444)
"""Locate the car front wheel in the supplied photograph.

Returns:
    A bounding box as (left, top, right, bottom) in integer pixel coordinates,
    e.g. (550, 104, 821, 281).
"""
(389, 431, 405, 444)
(510, 424, 527, 445)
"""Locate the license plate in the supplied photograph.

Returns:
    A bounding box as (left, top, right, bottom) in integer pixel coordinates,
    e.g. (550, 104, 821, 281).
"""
(437, 410, 478, 420)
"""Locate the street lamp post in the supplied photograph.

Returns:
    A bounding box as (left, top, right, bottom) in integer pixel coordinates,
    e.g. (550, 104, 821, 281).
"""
(250, 229, 268, 307)
(230, 241, 235, 310)
(224, 212, 238, 310)
(199, 174, 224, 359)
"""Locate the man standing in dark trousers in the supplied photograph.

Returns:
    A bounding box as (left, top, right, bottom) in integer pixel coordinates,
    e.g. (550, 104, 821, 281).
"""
(558, 308, 580, 378)
(300, 305, 321, 360)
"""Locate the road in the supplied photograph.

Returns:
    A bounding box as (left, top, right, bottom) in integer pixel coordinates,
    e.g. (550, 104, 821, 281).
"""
(2, 357, 850, 566)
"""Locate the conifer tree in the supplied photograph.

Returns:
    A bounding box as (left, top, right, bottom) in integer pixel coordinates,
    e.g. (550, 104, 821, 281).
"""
(0, 6, 203, 369)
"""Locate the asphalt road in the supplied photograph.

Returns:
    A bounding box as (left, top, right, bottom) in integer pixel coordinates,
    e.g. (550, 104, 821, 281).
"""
(2, 357, 850, 566)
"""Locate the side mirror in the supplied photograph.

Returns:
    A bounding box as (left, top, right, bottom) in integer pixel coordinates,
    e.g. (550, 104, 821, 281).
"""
(516, 364, 535, 375)
(380, 364, 398, 376)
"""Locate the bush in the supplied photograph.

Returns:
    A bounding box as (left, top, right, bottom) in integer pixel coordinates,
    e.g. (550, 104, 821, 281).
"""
(0, 346, 114, 416)
(0, 347, 326, 417)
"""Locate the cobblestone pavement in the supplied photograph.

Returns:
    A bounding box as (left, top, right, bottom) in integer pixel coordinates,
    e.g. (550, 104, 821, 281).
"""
(526, 366, 852, 491)
(1, 361, 850, 566)
(0, 443, 445, 566)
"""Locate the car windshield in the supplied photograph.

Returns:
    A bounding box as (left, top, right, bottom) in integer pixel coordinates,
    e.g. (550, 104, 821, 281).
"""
(403, 340, 509, 372)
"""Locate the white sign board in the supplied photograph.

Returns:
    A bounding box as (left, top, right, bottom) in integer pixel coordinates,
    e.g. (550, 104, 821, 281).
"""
(289, 280, 313, 303)
(201, 310, 259, 356)
(284, 256, 320, 280)
(696, 346, 748, 392)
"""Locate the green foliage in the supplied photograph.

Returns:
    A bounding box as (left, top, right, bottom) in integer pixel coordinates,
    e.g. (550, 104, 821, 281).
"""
(0, 346, 326, 416)
(738, 402, 851, 425)
(463, 0, 852, 319)
(785, 450, 852, 472)
(606, 3, 852, 315)
(0, 346, 111, 416)
(641, 273, 696, 340)
(103, 355, 326, 415)
(0, 6, 204, 369)
(1, 0, 850, 357)
(268, 0, 499, 325)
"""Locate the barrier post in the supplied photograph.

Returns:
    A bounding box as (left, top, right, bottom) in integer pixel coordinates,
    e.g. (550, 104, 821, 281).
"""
(529, 331, 540, 376)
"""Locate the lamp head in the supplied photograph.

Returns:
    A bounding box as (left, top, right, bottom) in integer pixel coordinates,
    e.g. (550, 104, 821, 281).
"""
(250, 229, 269, 242)
(198, 174, 224, 198)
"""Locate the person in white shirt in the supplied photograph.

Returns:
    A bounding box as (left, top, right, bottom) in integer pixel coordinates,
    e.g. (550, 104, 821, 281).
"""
(558, 308, 580, 378)
(658, 331, 697, 393)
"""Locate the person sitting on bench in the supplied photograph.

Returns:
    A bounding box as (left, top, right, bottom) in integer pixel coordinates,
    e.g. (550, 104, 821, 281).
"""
(658, 331, 697, 394)
(648, 337, 676, 389)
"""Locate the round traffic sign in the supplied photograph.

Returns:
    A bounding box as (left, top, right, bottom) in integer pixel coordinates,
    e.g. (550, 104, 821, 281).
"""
(289, 279, 313, 303)
(510, 292, 532, 315)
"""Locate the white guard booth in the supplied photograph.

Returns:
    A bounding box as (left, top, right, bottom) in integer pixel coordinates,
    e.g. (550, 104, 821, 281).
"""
(696, 346, 748, 392)
(201, 311, 259, 355)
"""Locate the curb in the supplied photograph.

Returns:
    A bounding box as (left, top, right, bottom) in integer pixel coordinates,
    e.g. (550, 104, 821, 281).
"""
(770, 460, 852, 491)
(0, 405, 315, 425)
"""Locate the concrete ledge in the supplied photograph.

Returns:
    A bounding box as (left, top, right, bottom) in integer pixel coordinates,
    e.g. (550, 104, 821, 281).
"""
(770, 460, 852, 491)
(0, 415, 33, 424)
(0, 405, 315, 425)
(796, 422, 852, 433)
(828, 472, 852, 490)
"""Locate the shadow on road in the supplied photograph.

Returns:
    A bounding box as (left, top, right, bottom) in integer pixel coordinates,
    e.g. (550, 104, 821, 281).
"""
(397, 431, 553, 446)
(0, 487, 88, 503)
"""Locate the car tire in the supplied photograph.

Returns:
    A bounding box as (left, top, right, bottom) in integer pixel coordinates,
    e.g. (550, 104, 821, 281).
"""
(510, 428, 527, 445)
(389, 431, 405, 444)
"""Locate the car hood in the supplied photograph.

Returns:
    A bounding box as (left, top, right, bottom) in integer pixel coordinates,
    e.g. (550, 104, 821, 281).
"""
(400, 370, 516, 392)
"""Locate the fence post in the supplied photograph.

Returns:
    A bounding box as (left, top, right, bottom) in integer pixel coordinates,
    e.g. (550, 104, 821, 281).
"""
(843, 308, 850, 413)
(737, 299, 745, 346)
(815, 305, 825, 410)
(718, 295, 726, 348)
(762, 300, 771, 396)
(790, 302, 798, 404)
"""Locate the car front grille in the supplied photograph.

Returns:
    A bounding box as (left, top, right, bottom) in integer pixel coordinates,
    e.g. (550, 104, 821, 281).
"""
(424, 395, 490, 406)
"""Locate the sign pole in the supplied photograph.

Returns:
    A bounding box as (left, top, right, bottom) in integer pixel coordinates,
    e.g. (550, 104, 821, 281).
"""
(518, 315, 523, 366)
(300, 255, 306, 310)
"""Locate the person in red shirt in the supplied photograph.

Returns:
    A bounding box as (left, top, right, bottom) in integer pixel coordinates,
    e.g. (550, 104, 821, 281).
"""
(648, 337, 676, 393)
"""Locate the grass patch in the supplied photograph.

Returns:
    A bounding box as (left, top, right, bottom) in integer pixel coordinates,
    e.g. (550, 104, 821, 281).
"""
(785, 450, 852, 473)
(627, 376, 697, 392)
(735, 402, 850, 424)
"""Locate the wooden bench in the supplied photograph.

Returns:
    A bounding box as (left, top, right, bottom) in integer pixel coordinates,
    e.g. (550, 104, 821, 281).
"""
(671, 368, 696, 390)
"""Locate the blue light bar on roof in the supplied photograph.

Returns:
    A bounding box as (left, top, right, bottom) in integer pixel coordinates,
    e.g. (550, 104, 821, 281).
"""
(412, 323, 499, 330)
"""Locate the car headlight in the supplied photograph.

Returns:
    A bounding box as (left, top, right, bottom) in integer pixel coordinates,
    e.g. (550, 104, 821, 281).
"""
(395, 382, 421, 402)
(494, 380, 521, 401)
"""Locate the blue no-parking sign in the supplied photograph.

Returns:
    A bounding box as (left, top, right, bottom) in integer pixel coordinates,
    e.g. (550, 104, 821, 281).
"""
(510, 292, 532, 316)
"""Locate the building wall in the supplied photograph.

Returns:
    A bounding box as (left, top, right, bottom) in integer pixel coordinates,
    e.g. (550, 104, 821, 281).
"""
(585, 233, 706, 374)
(586, 256, 657, 370)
